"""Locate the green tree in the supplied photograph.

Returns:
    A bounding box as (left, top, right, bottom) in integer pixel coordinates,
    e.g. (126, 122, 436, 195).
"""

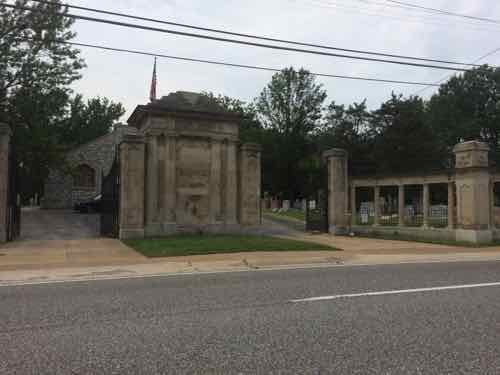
(58, 94, 125, 147)
(371, 93, 445, 174)
(256, 67, 327, 199)
(427, 65, 500, 164)
(318, 100, 375, 176)
(1, 0, 84, 116)
(1, 0, 85, 198)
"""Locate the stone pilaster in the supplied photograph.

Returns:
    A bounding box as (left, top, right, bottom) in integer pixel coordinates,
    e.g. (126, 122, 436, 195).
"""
(119, 133, 146, 239)
(351, 185, 357, 226)
(374, 186, 380, 226)
(210, 139, 222, 224)
(448, 181, 455, 229)
(324, 148, 349, 235)
(0, 124, 11, 243)
(453, 141, 492, 244)
(225, 140, 238, 225)
(398, 185, 405, 227)
(164, 135, 177, 224)
(238, 143, 262, 226)
(423, 183, 430, 227)
(145, 134, 160, 235)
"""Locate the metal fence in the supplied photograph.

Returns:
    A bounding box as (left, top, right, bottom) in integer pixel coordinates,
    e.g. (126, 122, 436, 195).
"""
(100, 151, 120, 238)
(6, 140, 20, 241)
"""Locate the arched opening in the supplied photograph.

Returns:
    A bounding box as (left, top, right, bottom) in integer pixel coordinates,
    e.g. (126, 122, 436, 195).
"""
(74, 164, 96, 189)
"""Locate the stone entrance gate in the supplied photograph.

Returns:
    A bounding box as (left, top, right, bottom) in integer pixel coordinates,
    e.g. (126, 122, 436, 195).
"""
(0, 93, 263, 243)
(118, 91, 262, 239)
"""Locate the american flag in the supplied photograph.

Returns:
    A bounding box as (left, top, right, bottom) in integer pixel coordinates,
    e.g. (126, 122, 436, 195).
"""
(149, 57, 157, 102)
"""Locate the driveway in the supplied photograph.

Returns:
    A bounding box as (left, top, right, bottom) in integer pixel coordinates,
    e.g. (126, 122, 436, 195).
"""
(0, 208, 145, 271)
(20, 208, 100, 241)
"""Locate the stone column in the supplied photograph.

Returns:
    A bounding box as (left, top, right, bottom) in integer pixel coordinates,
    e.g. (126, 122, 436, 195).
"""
(398, 185, 405, 227)
(119, 133, 146, 239)
(423, 183, 430, 227)
(238, 143, 262, 226)
(224, 140, 238, 225)
(210, 139, 222, 224)
(0, 124, 11, 243)
(490, 180, 495, 230)
(324, 149, 349, 235)
(351, 185, 357, 226)
(453, 141, 492, 244)
(145, 134, 160, 235)
(374, 186, 380, 226)
(163, 135, 177, 226)
(448, 181, 455, 229)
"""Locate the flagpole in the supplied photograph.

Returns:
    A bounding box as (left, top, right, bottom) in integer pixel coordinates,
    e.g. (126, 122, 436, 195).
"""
(149, 57, 157, 102)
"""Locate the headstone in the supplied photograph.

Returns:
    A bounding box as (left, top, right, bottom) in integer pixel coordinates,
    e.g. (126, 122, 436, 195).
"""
(430, 204, 447, 217)
(282, 200, 290, 211)
(360, 202, 370, 224)
(301, 199, 307, 212)
(293, 199, 301, 210)
(270, 198, 279, 210)
(309, 200, 316, 210)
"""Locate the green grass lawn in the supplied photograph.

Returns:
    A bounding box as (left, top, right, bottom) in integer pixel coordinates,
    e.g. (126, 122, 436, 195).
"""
(265, 208, 305, 222)
(124, 234, 337, 258)
(353, 231, 500, 248)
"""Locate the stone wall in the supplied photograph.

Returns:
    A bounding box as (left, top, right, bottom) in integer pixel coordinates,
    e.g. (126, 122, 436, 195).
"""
(326, 140, 498, 244)
(42, 125, 134, 209)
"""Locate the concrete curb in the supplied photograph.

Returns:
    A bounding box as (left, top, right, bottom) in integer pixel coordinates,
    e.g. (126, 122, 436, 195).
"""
(2, 253, 500, 287)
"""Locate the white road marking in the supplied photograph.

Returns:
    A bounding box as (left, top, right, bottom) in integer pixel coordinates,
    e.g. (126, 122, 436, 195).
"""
(291, 281, 500, 303)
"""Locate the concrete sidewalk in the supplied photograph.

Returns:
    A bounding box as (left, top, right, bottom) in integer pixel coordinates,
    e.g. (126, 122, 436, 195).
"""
(3, 234, 500, 285)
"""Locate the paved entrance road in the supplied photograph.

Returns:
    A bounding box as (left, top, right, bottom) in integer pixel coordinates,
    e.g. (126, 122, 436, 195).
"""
(1, 261, 500, 374)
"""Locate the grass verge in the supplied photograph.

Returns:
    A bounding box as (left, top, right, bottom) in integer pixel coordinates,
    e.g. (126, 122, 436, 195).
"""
(264, 209, 305, 222)
(124, 234, 338, 258)
(353, 231, 500, 248)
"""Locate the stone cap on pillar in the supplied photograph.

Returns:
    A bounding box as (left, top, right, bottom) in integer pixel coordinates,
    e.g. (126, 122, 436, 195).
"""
(240, 143, 262, 152)
(0, 123, 12, 136)
(121, 133, 145, 144)
(453, 140, 489, 169)
(323, 148, 348, 161)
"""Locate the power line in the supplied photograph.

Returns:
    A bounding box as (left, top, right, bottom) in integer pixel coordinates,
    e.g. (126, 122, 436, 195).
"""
(302, 0, 500, 34)
(412, 47, 500, 96)
(384, 0, 500, 25)
(28, 0, 480, 67)
(48, 39, 440, 86)
(3, 3, 471, 72)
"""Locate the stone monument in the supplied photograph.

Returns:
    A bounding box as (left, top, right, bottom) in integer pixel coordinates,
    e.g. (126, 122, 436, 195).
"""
(121, 91, 262, 238)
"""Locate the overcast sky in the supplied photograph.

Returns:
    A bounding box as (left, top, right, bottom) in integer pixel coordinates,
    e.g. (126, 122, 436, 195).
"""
(66, 0, 500, 121)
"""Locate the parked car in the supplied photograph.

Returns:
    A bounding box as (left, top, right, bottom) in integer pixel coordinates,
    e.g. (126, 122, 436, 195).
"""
(74, 194, 102, 213)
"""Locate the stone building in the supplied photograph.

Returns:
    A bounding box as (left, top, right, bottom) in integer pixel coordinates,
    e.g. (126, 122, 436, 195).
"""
(118, 91, 262, 238)
(42, 125, 135, 209)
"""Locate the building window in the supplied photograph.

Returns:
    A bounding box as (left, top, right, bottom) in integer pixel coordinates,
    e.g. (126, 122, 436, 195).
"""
(74, 164, 96, 189)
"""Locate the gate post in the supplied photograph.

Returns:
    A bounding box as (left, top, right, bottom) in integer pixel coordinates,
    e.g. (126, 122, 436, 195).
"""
(0, 123, 11, 243)
(453, 141, 492, 244)
(239, 143, 262, 226)
(119, 133, 146, 239)
(324, 148, 349, 235)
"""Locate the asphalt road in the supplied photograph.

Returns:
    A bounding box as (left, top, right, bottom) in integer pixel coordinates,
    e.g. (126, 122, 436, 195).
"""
(1, 261, 500, 374)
